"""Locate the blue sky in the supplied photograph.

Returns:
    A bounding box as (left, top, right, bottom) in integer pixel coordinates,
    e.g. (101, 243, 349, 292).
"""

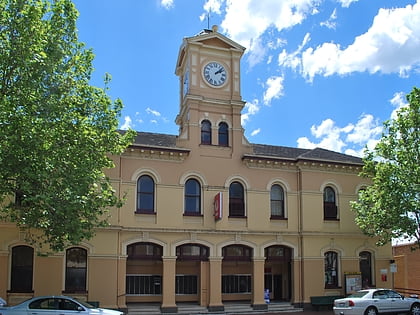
(73, 0, 420, 157)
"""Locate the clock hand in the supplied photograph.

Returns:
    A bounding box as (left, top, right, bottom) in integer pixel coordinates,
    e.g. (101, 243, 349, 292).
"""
(215, 68, 223, 75)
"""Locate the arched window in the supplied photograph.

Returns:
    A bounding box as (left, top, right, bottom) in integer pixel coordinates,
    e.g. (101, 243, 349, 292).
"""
(137, 175, 155, 213)
(176, 244, 209, 261)
(324, 251, 339, 288)
(229, 181, 245, 217)
(126, 242, 163, 296)
(323, 186, 337, 219)
(11, 245, 33, 292)
(201, 120, 212, 145)
(360, 251, 373, 288)
(184, 179, 201, 215)
(270, 184, 285, 218)
(265, 245, 291, 261)
(218, 122, 229, 147)
(127, 242, 162, 260)
(65, 247, 87, 293)
(222, 245, 252, 261)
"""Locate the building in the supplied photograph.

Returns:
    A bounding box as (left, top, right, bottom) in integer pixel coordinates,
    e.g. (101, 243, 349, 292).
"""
(0, 27, 393, 312)
(393, 243, 420, 295)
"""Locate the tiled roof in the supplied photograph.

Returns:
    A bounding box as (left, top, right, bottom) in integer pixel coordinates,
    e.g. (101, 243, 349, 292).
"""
(129, 131, 363, 165)
(131, 131, 178, 148)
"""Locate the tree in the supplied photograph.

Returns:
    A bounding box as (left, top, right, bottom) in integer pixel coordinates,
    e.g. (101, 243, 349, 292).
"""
(0, 0, 134, 251)
(351, 87, 420, 248)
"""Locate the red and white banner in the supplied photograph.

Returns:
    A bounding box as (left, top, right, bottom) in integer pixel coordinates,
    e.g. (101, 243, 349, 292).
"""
(214, 192, 222, 220)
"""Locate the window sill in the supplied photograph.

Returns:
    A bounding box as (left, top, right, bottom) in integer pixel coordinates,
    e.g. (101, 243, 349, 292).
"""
(183, 213, 203, 217)
(270, 216, 287, 220)
(135, 211, 155, 215)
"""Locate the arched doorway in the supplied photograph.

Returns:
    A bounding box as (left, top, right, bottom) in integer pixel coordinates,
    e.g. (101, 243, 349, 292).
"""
(221, 245, 253, 302)
(264, 245, 292, 301)
(175, 243, 209, 304)
(359, 251, 373, 288)
(126, 242, 163, 303)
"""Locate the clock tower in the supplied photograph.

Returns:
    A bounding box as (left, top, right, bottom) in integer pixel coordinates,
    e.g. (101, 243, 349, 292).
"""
(175, 26, 249, 155)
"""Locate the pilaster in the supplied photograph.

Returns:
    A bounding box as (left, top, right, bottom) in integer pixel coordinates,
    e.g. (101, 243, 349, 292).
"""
(161, 256, 177, 313)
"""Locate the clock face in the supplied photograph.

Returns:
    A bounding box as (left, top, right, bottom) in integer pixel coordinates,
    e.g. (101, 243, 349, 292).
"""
(203, 62, 227, 86)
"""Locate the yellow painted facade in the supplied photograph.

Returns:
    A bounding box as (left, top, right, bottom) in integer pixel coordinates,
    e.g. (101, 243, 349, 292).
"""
(0, 28, 392, 312)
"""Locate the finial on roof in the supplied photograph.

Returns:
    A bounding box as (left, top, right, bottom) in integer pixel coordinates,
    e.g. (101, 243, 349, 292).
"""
(212, 25, 218, 32)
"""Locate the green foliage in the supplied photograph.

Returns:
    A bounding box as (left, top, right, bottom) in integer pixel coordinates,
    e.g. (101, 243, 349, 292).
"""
(0, 0, 135, 251)
(351, 87, 420, 248)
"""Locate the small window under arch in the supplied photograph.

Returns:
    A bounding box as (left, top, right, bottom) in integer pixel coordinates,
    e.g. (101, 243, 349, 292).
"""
(127, 242, 162, 260)
(176, 243, 209, 261)
(65, 247, 87, 293)
(324, 251, 339, 288)
(218, 122, 229, 147)
(137, 175, 155, 213)
(222, 244, 253, 261)
(201, 120, 212, 145)
(323, 186, 337, 220)
(184, 178, 201, 215)
(270, 184, 285, 219)
(229, 181, 245, 217)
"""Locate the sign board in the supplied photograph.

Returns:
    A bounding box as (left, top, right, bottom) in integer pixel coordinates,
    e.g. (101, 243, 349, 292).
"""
(390, 263, 397, 273)
(214, 192, 222, 220)
(345, 273, 362, 295)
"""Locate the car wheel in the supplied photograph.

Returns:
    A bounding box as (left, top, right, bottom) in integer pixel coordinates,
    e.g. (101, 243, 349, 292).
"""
(411, 303, 420, 315)
(364, 306, 378, 315)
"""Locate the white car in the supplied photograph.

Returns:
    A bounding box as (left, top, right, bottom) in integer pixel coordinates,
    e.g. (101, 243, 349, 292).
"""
(333, 289, 420, 315)
(0, 296, 123, 315)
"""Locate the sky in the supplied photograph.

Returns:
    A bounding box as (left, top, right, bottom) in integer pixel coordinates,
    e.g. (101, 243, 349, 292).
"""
(72, 0, 420, 157)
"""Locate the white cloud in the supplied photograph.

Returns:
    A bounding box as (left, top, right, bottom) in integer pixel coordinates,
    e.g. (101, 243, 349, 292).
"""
(297, 118, 347, 152)
(297, 114, 383, 156)
(346, 114, 382, 145)
(390, 91, 408, 119)
(263, 76, 285, 105)
(120, 116, 133, 130)
(251, 128, 261, 136)
(297, 2, 420, 81)
(221, 0, 320, 56)
(146, 107, 161, 117)
(337, 0, 359, 8)
(241, 99, 260, 125)
(160, 0, 174, 10)
(320, 8, 337, 29)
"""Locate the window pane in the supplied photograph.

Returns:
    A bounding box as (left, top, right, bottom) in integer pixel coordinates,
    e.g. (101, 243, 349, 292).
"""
(222, 275, 251, 293)
(137, 175, 154, 212)
(185, 179, 201, 214)
(325, 251, 338, 288)
(324, 187, 335, 202)
(176, 275, 198, 294)
(229, 182, 244, 216)
(271, 185, 284, 217)
(218, 122, 228, 146)
(126, 275, 162, 295)
(201, 120, 211, 144)
(127, 243, 162, 260)
(65, 248, 87, 292)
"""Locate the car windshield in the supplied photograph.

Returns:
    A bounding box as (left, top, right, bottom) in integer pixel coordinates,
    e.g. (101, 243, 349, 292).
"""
(348, 291, 369, 298)
(74, 299, 95, 309)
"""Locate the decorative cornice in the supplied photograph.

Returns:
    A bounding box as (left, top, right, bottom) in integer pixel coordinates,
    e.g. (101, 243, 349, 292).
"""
(124, 146, 189, 162)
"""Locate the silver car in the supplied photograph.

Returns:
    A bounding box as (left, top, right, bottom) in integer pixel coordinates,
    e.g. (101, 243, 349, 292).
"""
(0, 296, 123, 315)
(333, 289, 420, 315)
